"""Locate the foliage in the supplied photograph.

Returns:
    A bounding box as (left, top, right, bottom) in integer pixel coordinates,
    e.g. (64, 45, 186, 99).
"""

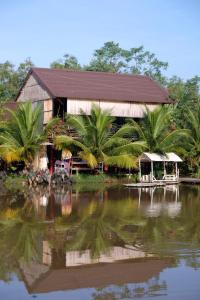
(55, 104, 145, 169)
(168, 76, 200, 127)
(4, 175, 27, 192)
(0, 58, 34, 103)
(130, 105, 188, 154)
(50, 54, 82, 70)
(0, 102, 58, 166)
(85, 41, 168, 84)
(184, 100, 200, 177)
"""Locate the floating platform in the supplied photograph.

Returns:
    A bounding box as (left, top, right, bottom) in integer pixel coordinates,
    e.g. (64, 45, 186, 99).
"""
(124, 182, 166, 188)
(124, 181, 179, 188)
(179, 177, 200, 184)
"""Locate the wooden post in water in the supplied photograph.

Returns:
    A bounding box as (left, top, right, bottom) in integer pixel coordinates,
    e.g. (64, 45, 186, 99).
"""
(138, 158, 141, 182)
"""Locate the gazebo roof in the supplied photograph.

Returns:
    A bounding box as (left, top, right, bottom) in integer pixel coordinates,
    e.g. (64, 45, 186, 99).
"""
(140, 152, 182, 162)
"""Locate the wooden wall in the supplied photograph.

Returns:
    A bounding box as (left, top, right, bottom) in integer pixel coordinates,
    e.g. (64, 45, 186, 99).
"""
(17, 74, 50, 102)
(43, 99, 53, 124)
(16, 74, 53, 124)
(67, 99, 159, 118)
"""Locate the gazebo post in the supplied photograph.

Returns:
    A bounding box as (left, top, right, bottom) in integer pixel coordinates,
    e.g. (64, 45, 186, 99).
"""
(163, 161, 166, 178)
(151, 161, 154, 182)
(175, 162, 178, 179)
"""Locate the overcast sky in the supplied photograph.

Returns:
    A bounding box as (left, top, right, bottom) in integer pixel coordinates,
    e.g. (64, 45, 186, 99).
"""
(0, 0, 199, 79)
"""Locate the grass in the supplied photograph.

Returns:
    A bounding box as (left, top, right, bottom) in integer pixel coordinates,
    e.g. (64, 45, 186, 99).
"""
(3, 174, 27, 193)
(71, 173, 139, 184)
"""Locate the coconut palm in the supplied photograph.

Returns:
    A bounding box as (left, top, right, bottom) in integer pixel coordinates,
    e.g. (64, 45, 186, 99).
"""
(130, 105, 188, 153)
(0, 102, 58, 167)
(55, 104, 145, 169)
(185, 101, 200, 176)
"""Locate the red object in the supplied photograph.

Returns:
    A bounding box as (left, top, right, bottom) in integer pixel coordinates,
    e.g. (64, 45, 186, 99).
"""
(49, 148, 54, 175)
(104, 165, 108, 172)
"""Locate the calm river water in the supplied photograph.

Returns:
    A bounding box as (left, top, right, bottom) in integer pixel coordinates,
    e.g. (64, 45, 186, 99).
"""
(0, 183, 200, 300)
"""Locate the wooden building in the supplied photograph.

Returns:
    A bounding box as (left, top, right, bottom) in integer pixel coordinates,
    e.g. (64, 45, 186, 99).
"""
(16, 68, 173, 124)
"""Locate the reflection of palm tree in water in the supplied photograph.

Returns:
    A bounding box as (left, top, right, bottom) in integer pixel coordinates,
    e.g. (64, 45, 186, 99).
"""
(0, 200, 45, 280)
(52, 198, 146, 259)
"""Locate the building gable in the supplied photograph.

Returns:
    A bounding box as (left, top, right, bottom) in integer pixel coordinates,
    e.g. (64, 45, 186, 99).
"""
(17, 74, 50, 102)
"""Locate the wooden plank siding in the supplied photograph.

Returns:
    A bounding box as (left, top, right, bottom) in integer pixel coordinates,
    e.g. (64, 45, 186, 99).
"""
(43, 99, 53, 124)
(17, 74, 50, 102)
(67, 99, 159, 118)
(17, 74, 53, 124)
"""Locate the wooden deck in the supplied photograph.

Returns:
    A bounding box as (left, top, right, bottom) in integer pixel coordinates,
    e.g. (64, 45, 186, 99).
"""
(124, 182, 167, 188)
(179, 177, 200, 184)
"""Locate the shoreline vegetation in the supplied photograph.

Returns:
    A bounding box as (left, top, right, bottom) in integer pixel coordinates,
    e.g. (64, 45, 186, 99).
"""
(0, 100, 199, 186)
(0, 173, 199, 198)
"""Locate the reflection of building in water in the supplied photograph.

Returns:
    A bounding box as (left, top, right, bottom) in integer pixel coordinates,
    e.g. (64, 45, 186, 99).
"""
(43, 241, 151, 267)
(138, 185, 181, 218)
(20, 240, 172, 294)
(31, 188, 72, 220)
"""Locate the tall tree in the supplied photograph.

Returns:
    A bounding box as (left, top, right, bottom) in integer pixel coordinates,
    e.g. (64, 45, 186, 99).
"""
(184, 100, 200, 176)
(50, 54, 82, 70)
(85, 41, 168, 84)
(168, 76, 200, 127)
(0, 59, 34, 103)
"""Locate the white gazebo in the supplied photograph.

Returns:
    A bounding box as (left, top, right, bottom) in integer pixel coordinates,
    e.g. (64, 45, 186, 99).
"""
(139, 152, 182, 183)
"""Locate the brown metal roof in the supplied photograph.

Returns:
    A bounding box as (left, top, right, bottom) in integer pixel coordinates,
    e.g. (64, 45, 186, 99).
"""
(27, 68, 172, 104)
(22, 258, 172, 294)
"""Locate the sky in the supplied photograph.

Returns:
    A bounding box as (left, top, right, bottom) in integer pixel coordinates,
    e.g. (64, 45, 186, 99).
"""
(0, 0, 199, 79)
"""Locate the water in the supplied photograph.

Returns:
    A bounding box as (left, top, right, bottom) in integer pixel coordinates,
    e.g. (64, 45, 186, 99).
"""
(0, 184, 200, 300)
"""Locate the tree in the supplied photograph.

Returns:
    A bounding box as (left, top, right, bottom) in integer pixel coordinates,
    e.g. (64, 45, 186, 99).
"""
(185, 101, 200, 176)
(50, 54, 82, 70)
(130, 105, 188, 153)
(0, 102, 58, 167)
(85, 41, 168, 84)
(168, 76, 200, 127)
(0, 59, 34, 103)
(0, 61, 17, 103)
(85, 41, 129, 73)
(16, 58, 34, 87)
(55, 104, 145, 169)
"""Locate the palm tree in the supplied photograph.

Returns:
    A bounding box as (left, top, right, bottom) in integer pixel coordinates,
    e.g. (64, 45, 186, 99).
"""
(0, 102, 58, 167)
(130, 105, 188, 154)
(185, 101, 200, 176)
(55, 104, 145, 169)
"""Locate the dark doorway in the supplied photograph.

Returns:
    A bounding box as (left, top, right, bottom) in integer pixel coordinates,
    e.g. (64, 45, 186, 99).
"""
(53, 98, 67, 120)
